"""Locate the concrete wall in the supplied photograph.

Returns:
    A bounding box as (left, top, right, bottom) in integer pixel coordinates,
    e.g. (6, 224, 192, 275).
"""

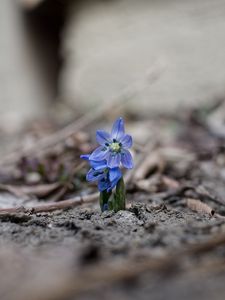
(60, 0, 225, 114)
(0, 0, 49, 130)
(2, 0, 225, 128)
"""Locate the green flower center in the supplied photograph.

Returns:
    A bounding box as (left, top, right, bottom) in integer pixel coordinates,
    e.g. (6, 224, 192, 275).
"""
(110, 142, 121, 153)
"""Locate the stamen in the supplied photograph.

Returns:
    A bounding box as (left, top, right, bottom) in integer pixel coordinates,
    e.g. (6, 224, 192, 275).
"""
(110, 142, 121, 153)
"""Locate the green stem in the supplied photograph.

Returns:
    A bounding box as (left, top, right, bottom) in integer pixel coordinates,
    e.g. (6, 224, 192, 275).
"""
(99, 177, 126, 212)
(108, 177, 126, 212)
(115, 177, 126, 211)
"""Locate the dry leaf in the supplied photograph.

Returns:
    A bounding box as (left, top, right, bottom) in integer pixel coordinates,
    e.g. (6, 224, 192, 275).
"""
(186, 198, 215, 216)
(134, 151, 165, 181)
(136, 176, 160, 193)
(161, 176, 180, 190)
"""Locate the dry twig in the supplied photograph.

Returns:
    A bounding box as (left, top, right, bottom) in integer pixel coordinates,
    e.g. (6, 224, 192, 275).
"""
(0, 192, 98, 215)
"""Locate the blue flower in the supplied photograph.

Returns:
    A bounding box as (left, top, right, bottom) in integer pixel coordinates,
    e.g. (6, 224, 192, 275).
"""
(89, 117, 133, 169)
(80, 155, 122, 192)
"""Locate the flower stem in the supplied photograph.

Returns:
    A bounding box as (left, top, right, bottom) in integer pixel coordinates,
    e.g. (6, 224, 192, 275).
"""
(108, 177, 126, 212)
(100, 177, 126, 212)
(115, 177, 126, 211)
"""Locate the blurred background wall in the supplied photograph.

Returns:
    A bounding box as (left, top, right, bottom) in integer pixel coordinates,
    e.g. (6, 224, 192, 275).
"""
(0, 0, 50, 131)
(1, 0, 225, 129)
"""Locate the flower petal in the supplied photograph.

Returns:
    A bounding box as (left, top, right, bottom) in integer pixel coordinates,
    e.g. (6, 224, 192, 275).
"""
(121, 150, 133, 169)
(109, 167, 122, 183)
(89, 159, 107, 170)
(86, 168, 104, 182)
(89, 146, 109, 161)
(109, 178, 120, 191)
(98, 178, 110, 192)
(111, 117, 125, 141)
(80, 154, 90, 160)
(120, 134, 132, 148)
(96, 130, 111, 145)
(107, 153, 121, 168)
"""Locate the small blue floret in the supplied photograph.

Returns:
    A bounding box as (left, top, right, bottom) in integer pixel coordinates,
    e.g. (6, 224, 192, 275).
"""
(80, 155, 122, 192)
(89, 117, 133, 169)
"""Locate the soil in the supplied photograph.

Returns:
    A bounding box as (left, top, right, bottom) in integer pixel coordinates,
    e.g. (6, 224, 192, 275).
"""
(1, 107, 225, 300)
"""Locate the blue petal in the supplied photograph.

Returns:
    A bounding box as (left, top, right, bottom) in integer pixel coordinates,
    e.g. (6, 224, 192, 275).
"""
(89, 146, 109, 161)
(120, 134, 132, 149)
(89, 159, 107, 170)
(111, 117, 125, 141)
(107, 169, 122, 191)
(107, 153, 121, 168)
(121, 150, 133, 169)
(80, 154, 90, 160)
(98, 179, 110, 192)
(81, 154, 108, 170)
(109, 167, 122, 182)
(86, 168, 104, 182)
(108, 178, 120, 191)
(96, 130, 111, 145)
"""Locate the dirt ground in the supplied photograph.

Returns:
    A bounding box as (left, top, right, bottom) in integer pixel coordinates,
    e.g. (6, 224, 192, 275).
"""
(1, 104, 225, 300)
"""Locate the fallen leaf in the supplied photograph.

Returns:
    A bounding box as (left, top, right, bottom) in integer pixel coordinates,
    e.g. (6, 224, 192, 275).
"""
(136, 176, 159, 193)
(161, 176, 180, 190)
(186, 198, 215, 216)
(134, 151, 165, 181)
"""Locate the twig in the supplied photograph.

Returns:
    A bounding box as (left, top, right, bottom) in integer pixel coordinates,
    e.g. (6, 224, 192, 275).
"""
(0, 192, 98, 215)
